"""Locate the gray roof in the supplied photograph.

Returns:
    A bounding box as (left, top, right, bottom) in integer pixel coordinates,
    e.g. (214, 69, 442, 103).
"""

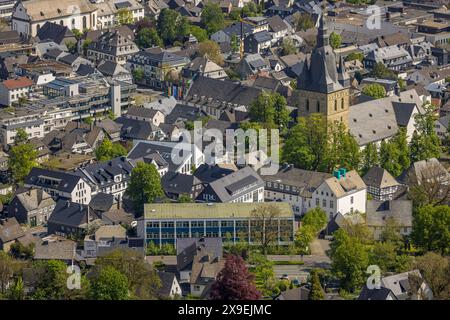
(89, 193, 115, 213)
(263, 165, 332, 198)
(25, 167, 84, 194)
(366, 200, 413, 227)
(267, 15, 289, 32)
(48, 200, 99, 229)
(115, 117, 161, 140)
(34, 238, 78, 260)
(0, 218, 25, 243)
(194, 164, 236, 184)
(161, 171, 201, 195)
(176, 237, 223, 271)
(363, 166, 399, 189)
(392, 102, 416, 127)
(157, 271, 177, 297)
(358, 285, 396, 300)
(126, 106, 160, 119)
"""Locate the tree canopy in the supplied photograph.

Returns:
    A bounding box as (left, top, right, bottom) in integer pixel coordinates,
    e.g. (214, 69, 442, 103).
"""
(201, 3, 225, 35)
(95, 138, 127, 161)
(362, 83, 386, 99)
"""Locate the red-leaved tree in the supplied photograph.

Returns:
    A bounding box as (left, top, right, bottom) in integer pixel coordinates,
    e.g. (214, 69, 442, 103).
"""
(210, 254, 261, 300)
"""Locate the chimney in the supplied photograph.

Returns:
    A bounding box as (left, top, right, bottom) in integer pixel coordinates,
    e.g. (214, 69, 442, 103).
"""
(339, 168, 347, 178)
(333, 170, 341, 180)
(66, 200, 70, 208)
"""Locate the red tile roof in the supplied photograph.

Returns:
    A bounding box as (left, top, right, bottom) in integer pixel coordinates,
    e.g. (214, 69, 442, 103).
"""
(2, 77, 34, 90)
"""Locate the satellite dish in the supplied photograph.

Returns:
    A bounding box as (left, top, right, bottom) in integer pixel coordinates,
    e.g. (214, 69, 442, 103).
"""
(131, 221, 137, 228)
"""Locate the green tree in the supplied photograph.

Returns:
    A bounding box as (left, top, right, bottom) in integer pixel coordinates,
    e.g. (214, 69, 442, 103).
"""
(329, 32, 342, 49)
(8, 143, 38, 184)
(132, 67, 144, 82)
(281, 38, 298, 55)
(0, 252, 13, 295)
(31, 260, 69, 299)
(83, 116, 93, 125)
(136, 28, 163, 48)
(178, 194, 193, 203)
(328, 228, 370, 292)
(414, 252, 450, 300)
(14, 128, 28, 144)
(201, 3, 225, 35)
(362, 83, 386, 99)
(360, 142, 379, 175)
(125, 162, 164, 215)
(95, 249, 161, 299)
(157, 9, 189, 46)
(369, 241, 398, 274)
(249, 92, 289, 130)
(295, 224, 315, 254)
(230, 34, 239, 53)
(95, 138, 127, 161)
(66, 41, 77, 54)
(372, 62, 396, 80)
(379, 139, 402, 177)
(345, 52, 364, 62)
(90, 266, 129, 300)
(411, 205, 450, 255)
(301, 207, 327, 233)
(198, 40, 224, 66)
(283, 114, 360, 172)
(309, 270, 325, 300)
(295, 13, 314, 31)
(190, 25, 208, 42)
(116, 8, 134, 25)
(7, 276, 24, 300)
(409, 103, 440, 163)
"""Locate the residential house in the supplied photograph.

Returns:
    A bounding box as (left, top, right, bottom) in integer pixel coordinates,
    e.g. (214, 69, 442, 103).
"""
(363, 167, 402, 201)
(115, 116, 166, 141)
(35, 21, 76, 47)
(244, 31, 272, 54)
(157, 271, 182, 299)
(33, 236, 81, 262)
(7, 188, 56, 226)
(95, 118, 122, 142)
(176, 238, 224, 297)
(236, 53, 270, 80)
(182, 55, 228, 80)
(97, 60, 133, 83)
(0, 76, 34, 106)
(366, 200, 413, 240)
(75, 156, 134, 202)
(435, 114, 450, 140)
(197, 166, 264, 203)
(47, 199, 101, 236)
(87, 29, 139, 65)
(364, 45, 413, 72)
(210, 22, 255, 44)
(0, 217, 25, 252)
(266, 15, 290, 45)
(161, 171, 203, 201)
(313, 169, 367, 221)
(359, 270, 433, 300)
(24, 167, 92, 204)
(126, 47, 190, 90)
(95, 0, 145, 29)
(263, 164, 332, 216)
(124, 106, 165, 126)
(127, 140, 204, 175)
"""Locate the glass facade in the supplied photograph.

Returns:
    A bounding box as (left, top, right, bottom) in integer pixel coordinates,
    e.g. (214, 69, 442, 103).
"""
(145, 218, 294, 246)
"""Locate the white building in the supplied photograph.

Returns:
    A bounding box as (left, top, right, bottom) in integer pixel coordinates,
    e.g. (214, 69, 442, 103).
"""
(312, 169, 367, 221)
(0, 77, 34, 107)
(11, 0, 98, 38)
(94, 0, 144, 29)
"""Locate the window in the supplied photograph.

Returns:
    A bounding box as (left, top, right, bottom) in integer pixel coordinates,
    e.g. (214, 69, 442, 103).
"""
(350, 196, 354, 204)
(83, 16, 87, 29)
(306, 99, 309, 111)
(334, 100, 337, 111)
(315, 198, 319, 206)
(322, 199, 326, 207)
(330, 200, 334, 208)
(316, 101, 320, 112)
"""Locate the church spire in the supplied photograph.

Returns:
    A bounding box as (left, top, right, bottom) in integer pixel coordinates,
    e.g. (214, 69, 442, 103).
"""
(317, 5, 329, 47)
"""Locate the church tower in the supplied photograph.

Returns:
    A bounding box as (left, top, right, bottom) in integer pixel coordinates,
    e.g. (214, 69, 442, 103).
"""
(295, 11, 350, 126)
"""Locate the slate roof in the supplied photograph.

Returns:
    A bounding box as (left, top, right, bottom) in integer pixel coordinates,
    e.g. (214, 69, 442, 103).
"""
(127, 141, 191, 172)
(186, 76, 262, 107)
(161, 171, 201, 195)
(34, 238, 78, 260)
(157, 271, 178, 297)
(126, 106, 160, 119)
(36, 22, 75, 45)
(76, 156, 134, 190)
(277, 287, 310, 300)
(0, 218, 25, 243)
(358, 285, 397, 300)
(89, 193, 115, 213)
(363, 166, 399, 189)
(48, 199, 98, 228)
(11, 188, 55, 213)
(263, 165, 332, 198)
(323, 170, 366, 198)
(115, 117, 161, 140)
(194, 164, 237, 184)
(25, 167, 84, 193)
(267, 15, 289, 32)
(392, 102, 417, 127)
(165, 104, 205, 124)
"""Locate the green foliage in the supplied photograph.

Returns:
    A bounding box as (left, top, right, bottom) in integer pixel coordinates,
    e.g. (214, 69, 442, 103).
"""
(8, 143, 38, 184)
(94, 249, 161, 299)
(411, 205, 450, 255)
(83, 116, 93, 125)
(283, 114, 360, 172)
(9, 242, 34, 260)
(345, 52, 364, 62)
(66, 41, 77, 54)
(329, 32, 342, 49)
(249, 91, 290, 130)
(201, 3, 225, 35)
(372, 62, 396, 80)
(379, 128, 410, 177)
(7, 276, 24, 300)
(360, 142, 379, 175)
(190, 25, 208, 42)
(31, 260, 69, 299)
(136, 28, 163, 48)
(362, 83, 386, 99)
(328, 228, 370, 292)
(198, 40, 224, 66)
(309, 270, 325, 300)
(295, 13, 314, 31)
(414, 252, 450, 300)
(14, 128, 28, 145)
(247, 252, 276, 296)
(116, 8, 134, 25)
(0, 252, 13, 295)
(230, 34, 239, 53)
(295, 224, 316, 254)
(90, 266, 129, 300)
(241, 2, 261, 17)
(125, 162, 164, 215)
(157, 9, 190, 46)
(295, 208, 327, 253)
(281, 38, 298, 55)
(132, 67, 144, 82)
(178, 194, 193, 203)
(409, 103, 441, 163)
(95, 138, 127, 161)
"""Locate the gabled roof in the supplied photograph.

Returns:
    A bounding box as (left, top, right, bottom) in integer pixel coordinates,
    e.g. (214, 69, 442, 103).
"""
(0, 218, 25, 243)
(126, 106, 160, 119)
(115, 117, 161, 140)
(267, 15, 289, 32)
(358, 285, 397, 300)
(12, 188, 55, 212)
(2, 77, 34, 90)
(161, 171, 201, 195)
(36, 21, 74, 45)
(25, 167, 84, 193)
(323, 170, 366, 198)
(363, 166, 399, 189)
(392, 102, 417, 127)
(366, 200, 413, 227)
(48, 199, 98, 228)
